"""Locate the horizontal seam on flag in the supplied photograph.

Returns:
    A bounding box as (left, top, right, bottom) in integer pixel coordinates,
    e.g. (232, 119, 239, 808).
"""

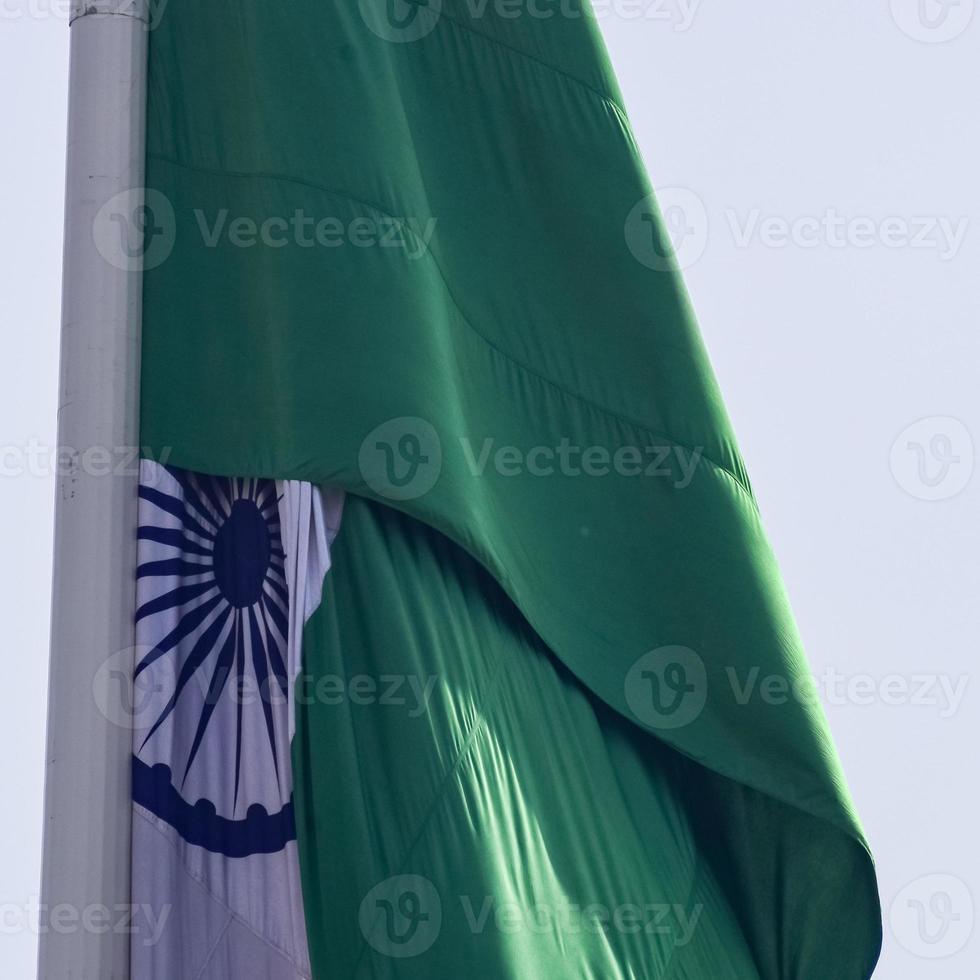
(399, 0, 631, 130)
(134, 806, 313, 977)
(146, 156, 754, 504)
(475, 339, 753, 504)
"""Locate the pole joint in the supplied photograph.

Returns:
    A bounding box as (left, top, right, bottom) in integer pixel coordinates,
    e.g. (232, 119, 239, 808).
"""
(70, 0, 151, 26)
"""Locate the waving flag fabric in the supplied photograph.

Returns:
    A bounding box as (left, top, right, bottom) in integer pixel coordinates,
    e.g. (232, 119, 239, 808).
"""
(131, 461, 342, 977)
(136, 0, 882, 976)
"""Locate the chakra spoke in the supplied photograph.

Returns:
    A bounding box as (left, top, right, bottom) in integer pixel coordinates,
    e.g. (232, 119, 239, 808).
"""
(191, 471, 231, 521)
(136, 581, 218, 623)
(167, 468, 222, 532)
(137, 557, 214, 580)
(135, 464, 294, 849)
(138, 525, 213, 558)
(139, 605, 233, 750)
(246, 606, 281, 784)
(181, 615, 239, 787)
(134, 592, 224, 678)
(233, 613, 247, 809)
(258, 598, 289, 696)
(139, 485, 215, 541)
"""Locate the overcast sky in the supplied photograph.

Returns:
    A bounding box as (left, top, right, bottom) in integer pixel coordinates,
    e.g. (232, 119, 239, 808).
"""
(2, 3, 978, 977)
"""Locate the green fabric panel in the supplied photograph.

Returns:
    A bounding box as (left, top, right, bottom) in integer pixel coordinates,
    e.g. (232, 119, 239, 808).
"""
(294, 498, 878, 978)
(294, 496, 763, 978)
(140, 0, 881, 975)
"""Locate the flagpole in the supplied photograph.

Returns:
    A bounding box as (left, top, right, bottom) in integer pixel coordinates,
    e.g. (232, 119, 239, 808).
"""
(39, 2, 149, 977)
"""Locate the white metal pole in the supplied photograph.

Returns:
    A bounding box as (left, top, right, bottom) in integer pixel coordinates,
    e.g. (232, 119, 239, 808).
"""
(39, 2, 149, 977)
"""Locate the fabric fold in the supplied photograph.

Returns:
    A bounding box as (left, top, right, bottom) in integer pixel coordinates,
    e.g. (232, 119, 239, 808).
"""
(139, 0, 882, 975)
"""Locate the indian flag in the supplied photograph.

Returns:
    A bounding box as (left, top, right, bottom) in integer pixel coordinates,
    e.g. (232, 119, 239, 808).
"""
(129, 0, 882, 977)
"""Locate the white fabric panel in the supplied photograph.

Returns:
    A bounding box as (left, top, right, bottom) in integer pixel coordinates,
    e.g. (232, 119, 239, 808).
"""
(277, 480, 344, 739)
(131, 460, 342, 980)
(132, 808, 311, 980)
